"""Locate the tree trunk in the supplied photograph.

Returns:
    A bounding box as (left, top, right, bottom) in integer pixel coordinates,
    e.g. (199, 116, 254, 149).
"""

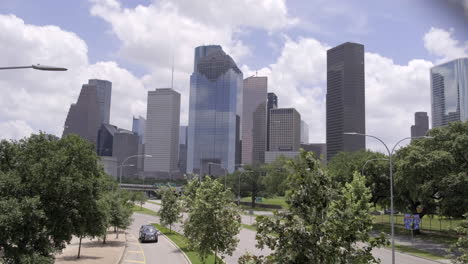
(77, 236, 83, 259)
(116, 227, 119, 238)
(103, 233, 107, 244)
(214, 250, 217, 264)
(170, 223, 172, 233)
(251, 194, 256, 208)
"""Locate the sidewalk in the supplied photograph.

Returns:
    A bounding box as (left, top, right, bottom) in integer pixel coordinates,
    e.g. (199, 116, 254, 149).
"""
(55, 231, 126, 264)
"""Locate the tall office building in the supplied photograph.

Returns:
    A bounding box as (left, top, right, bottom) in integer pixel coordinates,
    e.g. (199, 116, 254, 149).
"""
(242, 76, 267, 165)
(97, 124, 118, 156)
(431, 58, 468, 128)
(132, 116, 146, 144)
(144, 88, 181, 173)
(187, 45, 243, 174)
(300, 120, 309, 144)
(113, 129, 139, 178)
(411, 112, 429, 138)
(88, 79, 112, 125)
(132, 116, 146, 172)
(326, 42, 365, 161)
(63, 79, 112, 145)
(266, 92, 278, 151)
(178, 126, 188, 173)
(269, 108, 301, 151)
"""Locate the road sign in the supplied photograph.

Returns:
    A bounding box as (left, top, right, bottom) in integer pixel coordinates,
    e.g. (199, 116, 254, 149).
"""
(404, 214, 420, 230)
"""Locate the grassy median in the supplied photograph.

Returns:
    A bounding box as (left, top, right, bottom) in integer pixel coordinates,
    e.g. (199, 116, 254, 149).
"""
(152, 223, 224, 264)
(132, 205, 159, 217)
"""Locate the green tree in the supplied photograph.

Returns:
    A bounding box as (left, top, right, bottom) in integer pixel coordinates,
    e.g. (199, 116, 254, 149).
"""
(132, 191, 148, 209)
(328, 149, 390, 207)
(241, 165, 265, 208)
(252, 151, 386, 263)
(262, 156, 290, 197)
(451, 214, 468, 264)
(108, 190, 133, 238)
(159, 187, 182, 232)
(183, 177, 241, 263)
(0, 134, 111, 262)
(394, 121, 468, 219)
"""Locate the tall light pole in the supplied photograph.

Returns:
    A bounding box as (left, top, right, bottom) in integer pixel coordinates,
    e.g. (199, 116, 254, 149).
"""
(344, 132, 433, 264)
(120, 154, 152, 185)
(361, 158, 388, 176)
(0, 64, 67, 71)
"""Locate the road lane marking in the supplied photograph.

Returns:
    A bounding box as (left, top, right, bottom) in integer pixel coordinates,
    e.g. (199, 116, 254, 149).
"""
(128, 250, 144, 253)
(124, 260, 145, 264)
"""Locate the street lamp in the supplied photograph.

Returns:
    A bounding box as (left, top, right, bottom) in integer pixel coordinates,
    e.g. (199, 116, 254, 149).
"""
(361, 158, 389, 176)
(120, 154, 152, 185)
(0, 64, 67, 71)
(344, 132, 433, 264)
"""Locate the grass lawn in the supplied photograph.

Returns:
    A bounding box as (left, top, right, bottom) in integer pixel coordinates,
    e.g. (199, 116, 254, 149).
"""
(132, 205, 159, 217)
(240, 196, 287, 208)
(373, 214, 462, 232)
(147, 200, 161, 205)
(152, 223, 224, 264)
(393, 244, 449, 261)
(372, 223, 458, 245)
(241, 223, 257, 231)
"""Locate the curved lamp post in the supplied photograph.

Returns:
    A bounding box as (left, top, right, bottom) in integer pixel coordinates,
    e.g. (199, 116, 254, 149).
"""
(361, 158, 389, 176)
(0, 64, 67, 71)
(344, 132, 433, 264)
(120, 154, 152, 185)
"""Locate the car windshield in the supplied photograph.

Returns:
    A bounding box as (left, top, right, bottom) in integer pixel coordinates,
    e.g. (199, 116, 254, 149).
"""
(144, 226, 156, 232)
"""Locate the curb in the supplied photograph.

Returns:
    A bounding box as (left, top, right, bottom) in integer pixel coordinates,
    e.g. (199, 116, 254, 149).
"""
(160, 233, 192, 264)
(390, 244, 450, 264)
(117, 231, 128, 264)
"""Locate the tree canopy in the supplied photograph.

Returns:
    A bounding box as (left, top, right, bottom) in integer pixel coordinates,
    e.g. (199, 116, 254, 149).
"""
(252, 151, 387, 263)
(394, 121, 468, 218)
(183, 177, 241, 263)
(159, 187, 182, 232)
(0, 134, 116, 262)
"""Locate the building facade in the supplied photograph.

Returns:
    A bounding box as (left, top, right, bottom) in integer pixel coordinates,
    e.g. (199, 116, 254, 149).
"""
(187, 45, 243, 174)
(178, 125, 188, 173)
(132, 116, 146, 173)
(63, 79, 112, 145)
(144, 88, 181, 173)
(264, 151, 299, 164)
(326, 42, 366, 160)
(242, 76, 267, 165)
(97, 124, 118, 156)
(113, 129, 139, 178)
(431, 58, 468, 128)
(411, 112, 429, 138)
(266, 92, 278, 151)
(300, 120, 309, 144)
(269, 108, 301, 152)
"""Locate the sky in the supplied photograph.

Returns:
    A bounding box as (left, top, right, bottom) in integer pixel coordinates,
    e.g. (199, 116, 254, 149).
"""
(0, 0, 467, 152)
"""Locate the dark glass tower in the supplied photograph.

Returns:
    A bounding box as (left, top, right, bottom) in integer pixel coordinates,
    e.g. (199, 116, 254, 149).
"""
(326, 42, 365, 161)
(187, 45, 243, 174)
(266, 92, 278, 151)
(410, 112, 429, 139)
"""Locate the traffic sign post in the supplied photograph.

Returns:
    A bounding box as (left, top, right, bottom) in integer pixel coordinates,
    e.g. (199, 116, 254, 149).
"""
(404, 214, 420, 243)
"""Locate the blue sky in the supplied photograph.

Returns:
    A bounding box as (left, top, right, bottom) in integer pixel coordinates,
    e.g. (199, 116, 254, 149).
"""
(2, 0, 466, 75)
(0, 0, 467, 151)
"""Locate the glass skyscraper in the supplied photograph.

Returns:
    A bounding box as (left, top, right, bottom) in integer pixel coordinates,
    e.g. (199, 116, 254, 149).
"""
(431, 58, 468, 128)
(187, 45, 243, 174)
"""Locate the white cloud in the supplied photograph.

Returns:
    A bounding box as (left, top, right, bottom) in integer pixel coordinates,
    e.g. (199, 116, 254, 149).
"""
(241, 37, 434, 153)
(0, 120, 34, 140)
(0, 14, 146, 140)
(88, 0, 297, 126)
(423, 27, 468, 63)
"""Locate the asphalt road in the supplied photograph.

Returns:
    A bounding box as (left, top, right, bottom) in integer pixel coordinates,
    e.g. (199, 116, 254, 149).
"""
(120, 212, 188, 264)
(142, 201, 442, 264)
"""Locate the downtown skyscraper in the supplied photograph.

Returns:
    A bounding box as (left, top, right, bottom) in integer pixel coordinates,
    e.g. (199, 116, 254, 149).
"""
(242, 76, 267, 165)
(326, 42, 365, 161)
(63, 79, 112, 145)
(431, 58, 468, 128)
(144, 88, 180, 173)
(187, 45, 243, 174)
(266, 92, 278, 151)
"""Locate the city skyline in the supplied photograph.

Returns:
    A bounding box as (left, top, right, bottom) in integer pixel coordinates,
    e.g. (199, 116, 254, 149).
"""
(1, 1, 468, 154)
